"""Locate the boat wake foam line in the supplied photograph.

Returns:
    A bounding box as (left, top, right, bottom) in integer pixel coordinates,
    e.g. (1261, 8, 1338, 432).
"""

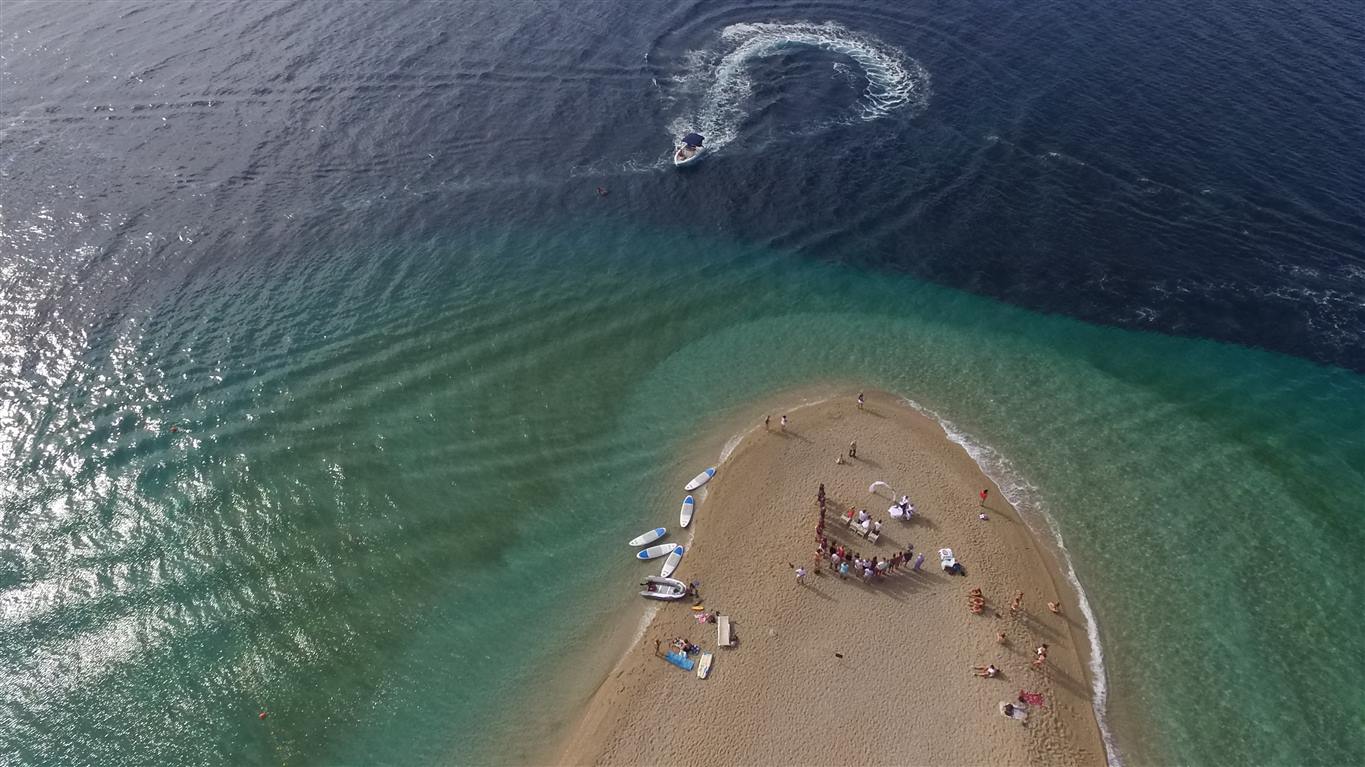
(670, 21, 932, 153)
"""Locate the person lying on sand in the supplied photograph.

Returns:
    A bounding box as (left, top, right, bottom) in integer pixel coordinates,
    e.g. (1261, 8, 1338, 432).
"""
(1048, 601, 1062, 615)
(972, 664, 1000, 678)
(1032, 644, 1049, 669)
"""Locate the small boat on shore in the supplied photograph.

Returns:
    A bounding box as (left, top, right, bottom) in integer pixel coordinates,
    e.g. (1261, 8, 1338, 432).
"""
(674, 132, 704, 166)
(639, 575, 690, 600)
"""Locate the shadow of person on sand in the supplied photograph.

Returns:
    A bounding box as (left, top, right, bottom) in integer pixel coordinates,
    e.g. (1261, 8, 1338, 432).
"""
(773, 429, 814, 444)
(801, 576, 838, 602)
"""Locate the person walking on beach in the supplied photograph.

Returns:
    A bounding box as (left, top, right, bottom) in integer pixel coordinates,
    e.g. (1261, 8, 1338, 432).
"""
(848, 440, 857, 459)
(1010, 591, 1024, 614)
(795, 566, 808, 585)
(979, 488, 989, 506)
(857, 391, 865, 410)
(913, 552, 925, 571)
(764, 415, 770, 430)
(780, 415, 788, 432)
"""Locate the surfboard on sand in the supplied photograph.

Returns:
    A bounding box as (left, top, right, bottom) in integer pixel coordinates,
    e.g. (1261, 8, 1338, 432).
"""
(629, 527, 667, 547)
(679, 495, 695, 528)
(696, 652, 713, 679)
(660, 545, 685, 578)
(684, 467, 716, 491)
(637, 543, 675, 560)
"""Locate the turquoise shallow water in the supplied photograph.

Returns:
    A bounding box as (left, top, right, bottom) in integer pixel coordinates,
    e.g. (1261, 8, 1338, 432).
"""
(3, 223, 1361, 765)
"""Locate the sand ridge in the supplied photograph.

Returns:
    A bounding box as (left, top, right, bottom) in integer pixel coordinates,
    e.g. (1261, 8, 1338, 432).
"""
(554, 391, 1106, 766)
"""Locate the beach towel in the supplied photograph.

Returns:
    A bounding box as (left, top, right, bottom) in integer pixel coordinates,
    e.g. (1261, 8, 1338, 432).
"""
(664, 651, 695, 671)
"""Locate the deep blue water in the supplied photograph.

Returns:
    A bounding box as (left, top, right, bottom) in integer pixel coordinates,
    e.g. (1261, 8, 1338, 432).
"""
(4, 0, 1360, 370)
(2, 1, 1363, 765)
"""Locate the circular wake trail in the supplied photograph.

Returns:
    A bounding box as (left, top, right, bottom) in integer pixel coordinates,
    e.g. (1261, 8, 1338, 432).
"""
(670, 21, 931, 152)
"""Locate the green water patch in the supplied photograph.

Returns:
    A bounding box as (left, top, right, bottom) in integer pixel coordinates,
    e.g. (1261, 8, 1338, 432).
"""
(5, 223, 1360, 766)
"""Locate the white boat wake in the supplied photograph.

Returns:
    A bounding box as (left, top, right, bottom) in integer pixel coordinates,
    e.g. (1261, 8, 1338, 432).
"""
(668, 21, 931, 154)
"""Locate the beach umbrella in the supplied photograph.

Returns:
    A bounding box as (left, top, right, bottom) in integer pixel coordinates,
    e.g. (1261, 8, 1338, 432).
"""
(1018, 690, 1045, 707)
(682, 132, 704, 147)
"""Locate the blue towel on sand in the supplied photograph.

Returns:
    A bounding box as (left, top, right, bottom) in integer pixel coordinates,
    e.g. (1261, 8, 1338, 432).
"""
(664, 651, 695, 671)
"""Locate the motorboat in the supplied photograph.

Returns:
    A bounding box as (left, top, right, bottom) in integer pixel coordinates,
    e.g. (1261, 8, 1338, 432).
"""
(674, 132, 704, 166)
(639, 575, 690, 600)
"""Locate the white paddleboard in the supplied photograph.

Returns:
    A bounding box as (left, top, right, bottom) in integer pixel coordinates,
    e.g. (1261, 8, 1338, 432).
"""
(637, 543, 674, 560)
(696, 651, 713, 679)
(679, 495, 695, 528)
(660, 545, 685, 578)
(629, 527, 667, 547)
(684, 467, 716, 491)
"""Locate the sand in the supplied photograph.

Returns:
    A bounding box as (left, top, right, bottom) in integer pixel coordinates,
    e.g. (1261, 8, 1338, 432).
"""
(554, 390, 1107, 766)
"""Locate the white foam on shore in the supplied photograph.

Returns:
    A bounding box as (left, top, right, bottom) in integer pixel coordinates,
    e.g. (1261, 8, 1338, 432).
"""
(903, 397, 1123, 767)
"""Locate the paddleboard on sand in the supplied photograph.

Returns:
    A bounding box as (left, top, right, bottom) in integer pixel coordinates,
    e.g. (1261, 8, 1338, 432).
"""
(684, 467, 716, 491)
(680, 495, 695, 528)
(637, 543, 675, 560)
(696, 652, 713, 679)
(660, 545, 685, 578)
(629, 527, 667, 547)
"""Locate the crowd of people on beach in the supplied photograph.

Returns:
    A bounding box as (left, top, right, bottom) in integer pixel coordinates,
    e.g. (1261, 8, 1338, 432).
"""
(813, 469, 1058, 685)
(812, 482, 926, 583)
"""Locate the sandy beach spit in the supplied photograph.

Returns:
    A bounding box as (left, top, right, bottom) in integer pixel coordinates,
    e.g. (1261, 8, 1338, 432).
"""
(554, 390, 1106, 766)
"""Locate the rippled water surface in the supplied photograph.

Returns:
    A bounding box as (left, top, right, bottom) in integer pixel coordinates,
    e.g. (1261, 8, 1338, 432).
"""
(2, 1, 1362, 765)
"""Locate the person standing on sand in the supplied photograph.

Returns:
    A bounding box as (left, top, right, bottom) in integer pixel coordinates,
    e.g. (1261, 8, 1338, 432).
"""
(1011, 591, 1024, 614)
(979, 488, 989, 506)
(848, 440, 857, 458)
(795, 566, 808, 585)
(780, 415, 788, 431)
(857, 391, 864, 410)
(913, 552, 925, 571)
(764, 415, 770, 430)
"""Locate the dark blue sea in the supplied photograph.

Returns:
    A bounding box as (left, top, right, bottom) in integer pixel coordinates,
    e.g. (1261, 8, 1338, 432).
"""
(2, 1, 1362, 765)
